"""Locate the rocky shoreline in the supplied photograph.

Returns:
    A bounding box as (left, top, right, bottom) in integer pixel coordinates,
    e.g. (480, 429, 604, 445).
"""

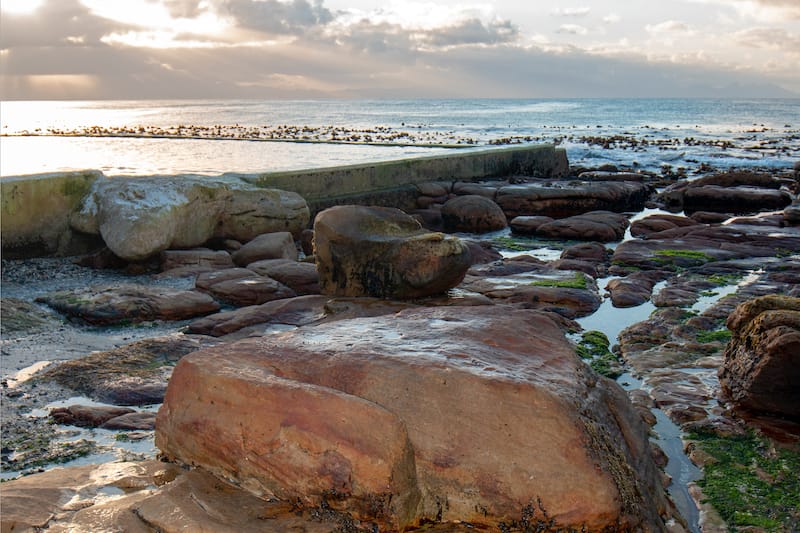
(2, 162, 799, 532)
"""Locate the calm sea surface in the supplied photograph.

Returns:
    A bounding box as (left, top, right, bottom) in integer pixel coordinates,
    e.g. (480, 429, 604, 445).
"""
(1, 98, 798, 177)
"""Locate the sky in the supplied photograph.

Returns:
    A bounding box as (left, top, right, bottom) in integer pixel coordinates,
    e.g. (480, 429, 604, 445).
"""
(0, 0, 798, 99)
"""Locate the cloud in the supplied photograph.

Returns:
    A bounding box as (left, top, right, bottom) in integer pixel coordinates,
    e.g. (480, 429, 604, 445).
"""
(603, 14, 621, 24)
(218, 0, 333, 35)
(551, 7, 590, 17)
(689, 0, 800, 22)
(645, 20, 691, 34)
(735, 27, 800, 55)
(557, 24, 588, 35)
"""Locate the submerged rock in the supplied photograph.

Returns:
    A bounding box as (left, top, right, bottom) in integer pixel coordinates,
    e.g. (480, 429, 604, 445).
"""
(157, 306, 671, 531)
(313, 205, 471, 299)
(719, 295, 800, 418)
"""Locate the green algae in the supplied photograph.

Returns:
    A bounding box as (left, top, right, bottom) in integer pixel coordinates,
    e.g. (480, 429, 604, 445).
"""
(530, 272, 588, 290)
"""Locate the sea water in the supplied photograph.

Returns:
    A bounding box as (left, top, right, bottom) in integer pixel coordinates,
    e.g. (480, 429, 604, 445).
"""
(1, 98, 798, 177)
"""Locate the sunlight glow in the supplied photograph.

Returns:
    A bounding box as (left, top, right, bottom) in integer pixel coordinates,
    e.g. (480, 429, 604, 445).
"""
(1, 0, 45, 15)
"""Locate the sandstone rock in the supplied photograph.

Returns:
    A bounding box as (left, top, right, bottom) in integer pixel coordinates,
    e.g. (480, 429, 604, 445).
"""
(187, 295, 330, 337)
(561, 242, 611, 263)
(99, 412, 157, 430)
(452, 182, 499, 197)
(195, 267, 296, 307)
(160, 249, 234, 273)
(719, 295, 800, 418)
(313, 205, 471, 299)
(247, 259, 320, 295)
(232, 232, 297, 266)
(784, 201, 800, 226)
(689, 211, 731, 224)
(70, 176, 308, 261)
(606, 271, 667, 308)
(416, 181, 450, 197)
(462, 239, 503, 265)
(578, 171, 645, 182)
(441, 194, 508, 233)
(535, 211, 629, 242)
(495, 180, 651, 219)
(50, 405, 135, 428)
(36, 285, 220, 325)
(509, 215, 554, 234)
(690, 170, 785, 189)
(157, 306, 670, 531)
(630, 214, 700, 238)
(551, 258, 599, 277)
(683, 185, 792, 214)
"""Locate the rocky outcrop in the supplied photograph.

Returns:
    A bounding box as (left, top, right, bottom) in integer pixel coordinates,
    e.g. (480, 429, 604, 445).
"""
(495, 180, 651, 219)
(35, 285, 220, 326)
(157, 306, 671, 531)
(313, 205, 471, 299)
(719, 295, 800, 418)
(535, 211, 630, 242)
(70, 176, 309, 261)
(440, 194, 508, 233)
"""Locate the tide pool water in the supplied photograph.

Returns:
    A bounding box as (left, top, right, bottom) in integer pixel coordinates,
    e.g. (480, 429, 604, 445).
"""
(2, 98, 797, 176)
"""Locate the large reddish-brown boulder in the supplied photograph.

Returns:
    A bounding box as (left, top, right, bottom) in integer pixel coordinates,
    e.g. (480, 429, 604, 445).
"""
(156, 306, 671, 532)
(313, 205, 471, 299)
(719, 295, 800, 418)
(441, 194, 508, 233)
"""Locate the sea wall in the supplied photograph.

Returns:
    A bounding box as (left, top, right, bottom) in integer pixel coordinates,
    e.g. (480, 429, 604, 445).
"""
(239, 143, 568, 213)
(1, 144, 567, 258)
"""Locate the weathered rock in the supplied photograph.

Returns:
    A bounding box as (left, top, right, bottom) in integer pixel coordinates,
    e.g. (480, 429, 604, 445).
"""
(535, 211, 629, 242)
(606, 271, 668, 308)
(690, 170, 786, 189)
(441, 194, 508, 233)
(50, 405, 135, 428)
(784, 201, 800, 226)
(160, 249, 234, 273)
(689, 211, 731, 224)
(313, 205, 471, 299)
(509, 215, 554, 234)
(231, 232, 297, 266)
(452, 182, 500, 197)
(247, 259, 320, 295)
(37, 335, 211, 405)
(495, 180, 651, 219)
(70, 176, 308, 261)
(719, 295, 800, 418)
(195, 267, 296, 307)
(578, 171, 645, 182)
(157, 306, 670, 531)
(561, 242, 611, 263)
(416, 181, 450, 197)
(551, 258, 598, 277)
(35, 285, 220, 325)
(187, 295, 330, 337)
(462, 239, 503, 265)
(683, 185, 792, 214)
(0, 298, 57, 337)
(630, 214, 700, 238)
(99, 412, 157, 430)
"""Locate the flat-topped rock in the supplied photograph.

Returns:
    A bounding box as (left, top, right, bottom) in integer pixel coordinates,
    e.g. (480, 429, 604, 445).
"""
(535, 211, 629, 242)
(157, 306, 671, 531)
(313, 205, 471, 299)
(495, 180, 651, 219)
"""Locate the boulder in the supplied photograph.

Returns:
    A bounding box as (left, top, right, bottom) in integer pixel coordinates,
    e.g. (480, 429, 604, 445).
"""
(313, 205, 471, 299)
(630, 214, 700, 238)
(683, 185, 791, 214)
(50, 405, 135, 428)
(232, 232, 297, 266)
(561, 242, 611, 263)
(247, 259, 320, 295)
(70, 176, 308, 261)
(156, 306, 670, 531)
(195, 268, 296, 307)
(509, 215, 554, 234)
(441, 195, 508, 233)
(495, 180, 651, 219)
(606, 271, 668, 308)
(35, 285, 220, 326)
(719, 295, 800, 418)
(534, 211, 629, 242)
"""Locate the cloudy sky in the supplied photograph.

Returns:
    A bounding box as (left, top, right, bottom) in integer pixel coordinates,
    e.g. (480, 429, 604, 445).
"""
(1, 0, 798, 99)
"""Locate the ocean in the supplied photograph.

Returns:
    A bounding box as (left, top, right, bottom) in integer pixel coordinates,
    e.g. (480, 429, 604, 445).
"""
(1, 98, 798, 177)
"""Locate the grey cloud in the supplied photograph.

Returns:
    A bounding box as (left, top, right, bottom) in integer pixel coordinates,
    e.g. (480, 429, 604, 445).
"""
(160, 0, 205, 18)
(219, 0, 333, 35)
(735, 27, 800, 54)
(421, 18, 518, 47)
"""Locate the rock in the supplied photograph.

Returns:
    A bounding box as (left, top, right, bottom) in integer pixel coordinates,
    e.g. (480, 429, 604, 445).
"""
(606, 271, 668, 308)
(452, 182, 499, 197)
(247, 259, 320, 295)
(535, 211, 629, 242)
(719, 295, 800, 418)
(784, 201, 800, 226)
(300, 228, 315, 256)
(689, 211, 731, 224)
(70, 176, 308, 261)
(630, 214, 700, 238)
(37, 335, 212, 405)
(195, 268, 296, 307)
(683, 185, 791, 214)
(578, 171, 644, 182)
(187, 295, 330, 337)
(441, 195, 508, 233)
(495, 180, 651, 219)
(461, 239, 503, 265)
(416, 181, 450, 197)
(509, 215, 554, 234)
(50, 405, 135, 428)
(99, 412, 157, 430)
(231, 232, 297, 266)
(73, 247, 128, 270)
(313, 205, 471, 299)
(561, 242, 611, 263)
(690, 170, 785, 189)
(160, 249, 234, 273)
(0, 298, 56, 337)
(551, 258, 598, 277)
(36, 285, 220, 325)
(157, 306, 670, 531)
